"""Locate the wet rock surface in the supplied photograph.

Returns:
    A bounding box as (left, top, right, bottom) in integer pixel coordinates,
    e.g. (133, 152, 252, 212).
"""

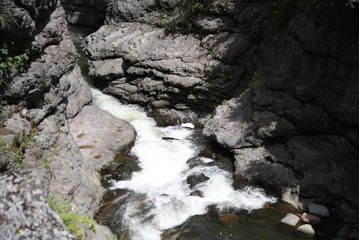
(187, 172, 210, 188)
(70, 105, 136, 170)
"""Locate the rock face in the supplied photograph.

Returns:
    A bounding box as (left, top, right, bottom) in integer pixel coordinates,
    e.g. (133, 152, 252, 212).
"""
(70, 105, 136, 170)
(0, 172, 74, 240)
(201, 1, 359, 225)
(85, 22, 239, 114)
(0, 1, 136, 239)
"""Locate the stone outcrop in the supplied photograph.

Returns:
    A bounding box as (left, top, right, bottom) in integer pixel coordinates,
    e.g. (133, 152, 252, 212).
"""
(0, 171, 74, 240)
(85, 22, 239, 114)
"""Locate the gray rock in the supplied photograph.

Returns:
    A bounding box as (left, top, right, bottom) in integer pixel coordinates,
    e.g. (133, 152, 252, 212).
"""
(308, 203, 329, 217)
(89, 58, 125, 81)
(203, 90, 253, 149)
(164, 75, 203, 89)
(85, 22, 238, 110)
(0, 171, 74, 240)
(70, 105, 136, 170)
(281, 213, 300, 227)
(65, 65, 93, 119)
(186, 172, 209, 188)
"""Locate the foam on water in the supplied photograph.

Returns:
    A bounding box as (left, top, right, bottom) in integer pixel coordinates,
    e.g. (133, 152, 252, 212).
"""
(91, 88, 276, 240)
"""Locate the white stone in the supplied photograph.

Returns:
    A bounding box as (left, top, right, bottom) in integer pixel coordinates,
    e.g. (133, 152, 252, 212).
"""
(281, 213, 300, 227)
(296, 224, 316, 238)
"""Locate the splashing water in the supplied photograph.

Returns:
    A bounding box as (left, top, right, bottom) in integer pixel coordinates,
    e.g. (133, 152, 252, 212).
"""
(91, 88, 276, 240)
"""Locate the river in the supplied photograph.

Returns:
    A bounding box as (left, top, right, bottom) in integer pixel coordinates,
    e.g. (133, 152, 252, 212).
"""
(69, 26, 324, 240)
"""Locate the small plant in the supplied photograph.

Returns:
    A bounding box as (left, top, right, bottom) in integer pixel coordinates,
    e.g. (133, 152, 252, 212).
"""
(0, 43, 29, 86)
(0, 100, 5, 125)
(0, 136, 6, 153)
(47, 195, 96, 239)
(12, 126, 38, 168)
(41, 156, 51, 170)
(0, 0, 12, 31)
(163, 0, 206, 32)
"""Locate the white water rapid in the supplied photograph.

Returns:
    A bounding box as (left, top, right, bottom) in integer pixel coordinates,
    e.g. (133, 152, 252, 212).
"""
(91, 88, 276, 240)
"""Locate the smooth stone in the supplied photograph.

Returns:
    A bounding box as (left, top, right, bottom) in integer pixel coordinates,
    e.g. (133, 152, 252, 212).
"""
(308, 203, 330, 217)
(281, 213, 300, 227)
(301, 212, 321, 224)
(296, 224, 316, 238)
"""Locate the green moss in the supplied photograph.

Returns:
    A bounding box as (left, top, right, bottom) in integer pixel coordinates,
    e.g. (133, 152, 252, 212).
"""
(47, 195, 96, 239)
(162, 0, 206, 33)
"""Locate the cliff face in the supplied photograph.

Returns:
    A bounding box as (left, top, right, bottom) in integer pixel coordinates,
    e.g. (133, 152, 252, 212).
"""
(0, 1, 135, 238)
(205, 1, 359, 224)
(83, 0, 359, 228)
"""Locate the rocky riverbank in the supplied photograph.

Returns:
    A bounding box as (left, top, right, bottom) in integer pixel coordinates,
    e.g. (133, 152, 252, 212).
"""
(1, 0, 359, 239)
(82, 0, 359, 238)
(0, 1, 135, 239)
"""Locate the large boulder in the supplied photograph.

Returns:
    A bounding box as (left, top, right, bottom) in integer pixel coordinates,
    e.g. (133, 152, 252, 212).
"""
(70, 105, 136, 170)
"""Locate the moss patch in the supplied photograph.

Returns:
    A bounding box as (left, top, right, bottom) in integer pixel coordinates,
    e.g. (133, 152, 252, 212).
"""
(47, 195, 96, 239)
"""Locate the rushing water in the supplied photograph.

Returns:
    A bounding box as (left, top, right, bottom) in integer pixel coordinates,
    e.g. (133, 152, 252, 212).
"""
(69, 27, 328, 240)
(91, 88, 276, 240)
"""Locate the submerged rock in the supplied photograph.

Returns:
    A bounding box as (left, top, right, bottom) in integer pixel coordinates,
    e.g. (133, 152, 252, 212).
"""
(186, 172, 210, 188)
(218, 213, 240, 224)
(308, 203, 330, 218)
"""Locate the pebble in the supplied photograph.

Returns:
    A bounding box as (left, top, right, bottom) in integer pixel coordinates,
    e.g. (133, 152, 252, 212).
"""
(308, 203, 329, 217)
(296, 224, 316, 238)
(281, 213, 300, 227)
(301, 212, 321, 224)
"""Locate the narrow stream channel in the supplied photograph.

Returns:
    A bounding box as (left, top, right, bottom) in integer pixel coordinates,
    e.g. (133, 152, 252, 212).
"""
(92, 88, 276, 239)
(69, 27, 329, 240)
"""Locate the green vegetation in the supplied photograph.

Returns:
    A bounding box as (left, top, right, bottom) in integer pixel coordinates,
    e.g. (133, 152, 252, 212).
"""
(0, 0, 12, 31)
(161, 0, 206, 32)
(0, 136, 6, 153)
(0, 100, 5, 124)
(41, 156, 51, 170)
(0, 43, 29, 86)
(47, 195, 96, 239)
(12, 126, 38, 168)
